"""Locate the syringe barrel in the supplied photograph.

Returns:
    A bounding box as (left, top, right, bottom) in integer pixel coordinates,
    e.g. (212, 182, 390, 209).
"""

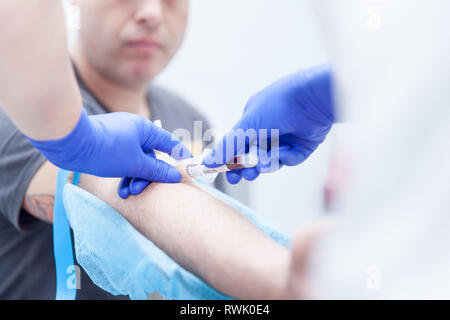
(179, 153, 259, 181)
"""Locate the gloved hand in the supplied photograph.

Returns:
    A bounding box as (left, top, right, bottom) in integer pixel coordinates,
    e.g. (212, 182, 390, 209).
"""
(203, 64, 335, 184)
(28, 109, 191, 195)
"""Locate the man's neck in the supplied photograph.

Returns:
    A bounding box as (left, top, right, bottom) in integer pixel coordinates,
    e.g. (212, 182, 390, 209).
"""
(70, 42, 150, 118)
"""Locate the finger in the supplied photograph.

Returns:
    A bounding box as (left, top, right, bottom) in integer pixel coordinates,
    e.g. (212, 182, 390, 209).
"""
(142, 121, 192, 160)
(279, 145, 313, 166)
(259, 144, 309, 171)
(242, 167, 260, 181)
(226, 169, 243, 184)
(118, 177, 132, 199)
(203, 121, 252, 168)
(259, 147, 286, 174)
(169, 140, 193, 160)
(137, 154, 182, 183)
(129, 178, 151, 196)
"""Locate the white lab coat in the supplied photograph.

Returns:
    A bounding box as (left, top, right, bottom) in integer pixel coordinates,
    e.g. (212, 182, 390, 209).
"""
(307, 0, 450, 298)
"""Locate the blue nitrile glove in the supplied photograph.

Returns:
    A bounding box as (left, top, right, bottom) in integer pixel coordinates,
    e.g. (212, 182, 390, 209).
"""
(203, 64, 335, 184)
(28, 109, 191, 195)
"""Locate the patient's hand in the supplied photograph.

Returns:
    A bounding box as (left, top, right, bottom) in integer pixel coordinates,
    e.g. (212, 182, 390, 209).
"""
(288, 218, 336, 299)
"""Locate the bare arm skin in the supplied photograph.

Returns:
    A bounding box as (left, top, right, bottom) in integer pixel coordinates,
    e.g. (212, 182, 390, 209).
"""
(78, 175, 291, 300)
(0, 0, 82, 140)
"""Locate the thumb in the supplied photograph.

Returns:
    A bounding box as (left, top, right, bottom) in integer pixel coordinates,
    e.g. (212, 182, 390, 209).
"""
(136, 154, 182, 183)
(141, 121, 192, 160)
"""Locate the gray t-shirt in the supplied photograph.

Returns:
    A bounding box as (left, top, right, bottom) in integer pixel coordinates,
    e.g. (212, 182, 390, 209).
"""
(0, 67, 216, 299)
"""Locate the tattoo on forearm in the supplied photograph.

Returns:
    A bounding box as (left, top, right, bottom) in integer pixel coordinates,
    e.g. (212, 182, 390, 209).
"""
(23, 195, 54, 223)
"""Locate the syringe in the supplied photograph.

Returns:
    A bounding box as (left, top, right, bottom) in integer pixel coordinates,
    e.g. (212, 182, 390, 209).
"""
(156, 149, 259, 183)
(176, 153, 259, 181)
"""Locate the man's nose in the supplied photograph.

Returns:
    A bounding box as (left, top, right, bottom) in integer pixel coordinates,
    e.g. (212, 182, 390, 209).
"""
(134, 0, 163, 30)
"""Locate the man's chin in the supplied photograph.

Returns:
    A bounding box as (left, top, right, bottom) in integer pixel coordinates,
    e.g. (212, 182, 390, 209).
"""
(118, 65, 158, 88)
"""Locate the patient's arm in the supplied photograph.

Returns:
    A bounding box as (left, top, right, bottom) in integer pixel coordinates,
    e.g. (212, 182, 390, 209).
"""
(0, 1, 82, 140)
(77, 174, 291, 300)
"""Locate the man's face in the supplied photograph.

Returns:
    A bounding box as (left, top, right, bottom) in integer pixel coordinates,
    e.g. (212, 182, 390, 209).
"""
(74, 0, 189, 88)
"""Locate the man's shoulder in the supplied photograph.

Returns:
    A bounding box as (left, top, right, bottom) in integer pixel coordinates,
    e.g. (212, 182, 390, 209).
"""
(0, 108, 21, 138)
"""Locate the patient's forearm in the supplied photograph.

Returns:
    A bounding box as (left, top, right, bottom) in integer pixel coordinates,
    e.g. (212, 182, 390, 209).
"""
(78, 176, 290, 299)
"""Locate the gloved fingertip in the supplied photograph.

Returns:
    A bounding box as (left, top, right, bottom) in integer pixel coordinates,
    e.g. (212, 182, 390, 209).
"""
(118, 178, 131, 199)
(171, 144, 194, 160)
(185, 151, 194, 159)
(202, 156, 214, 168)
(166, 167, 182, 183)
(242, 168, 260, 181)
(279, 147, 307, 167)
(129, 189, 138, 196)
(226, 171, 242, 184)
(118, 189, 130, 199)
(130, 179, 151, 195)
